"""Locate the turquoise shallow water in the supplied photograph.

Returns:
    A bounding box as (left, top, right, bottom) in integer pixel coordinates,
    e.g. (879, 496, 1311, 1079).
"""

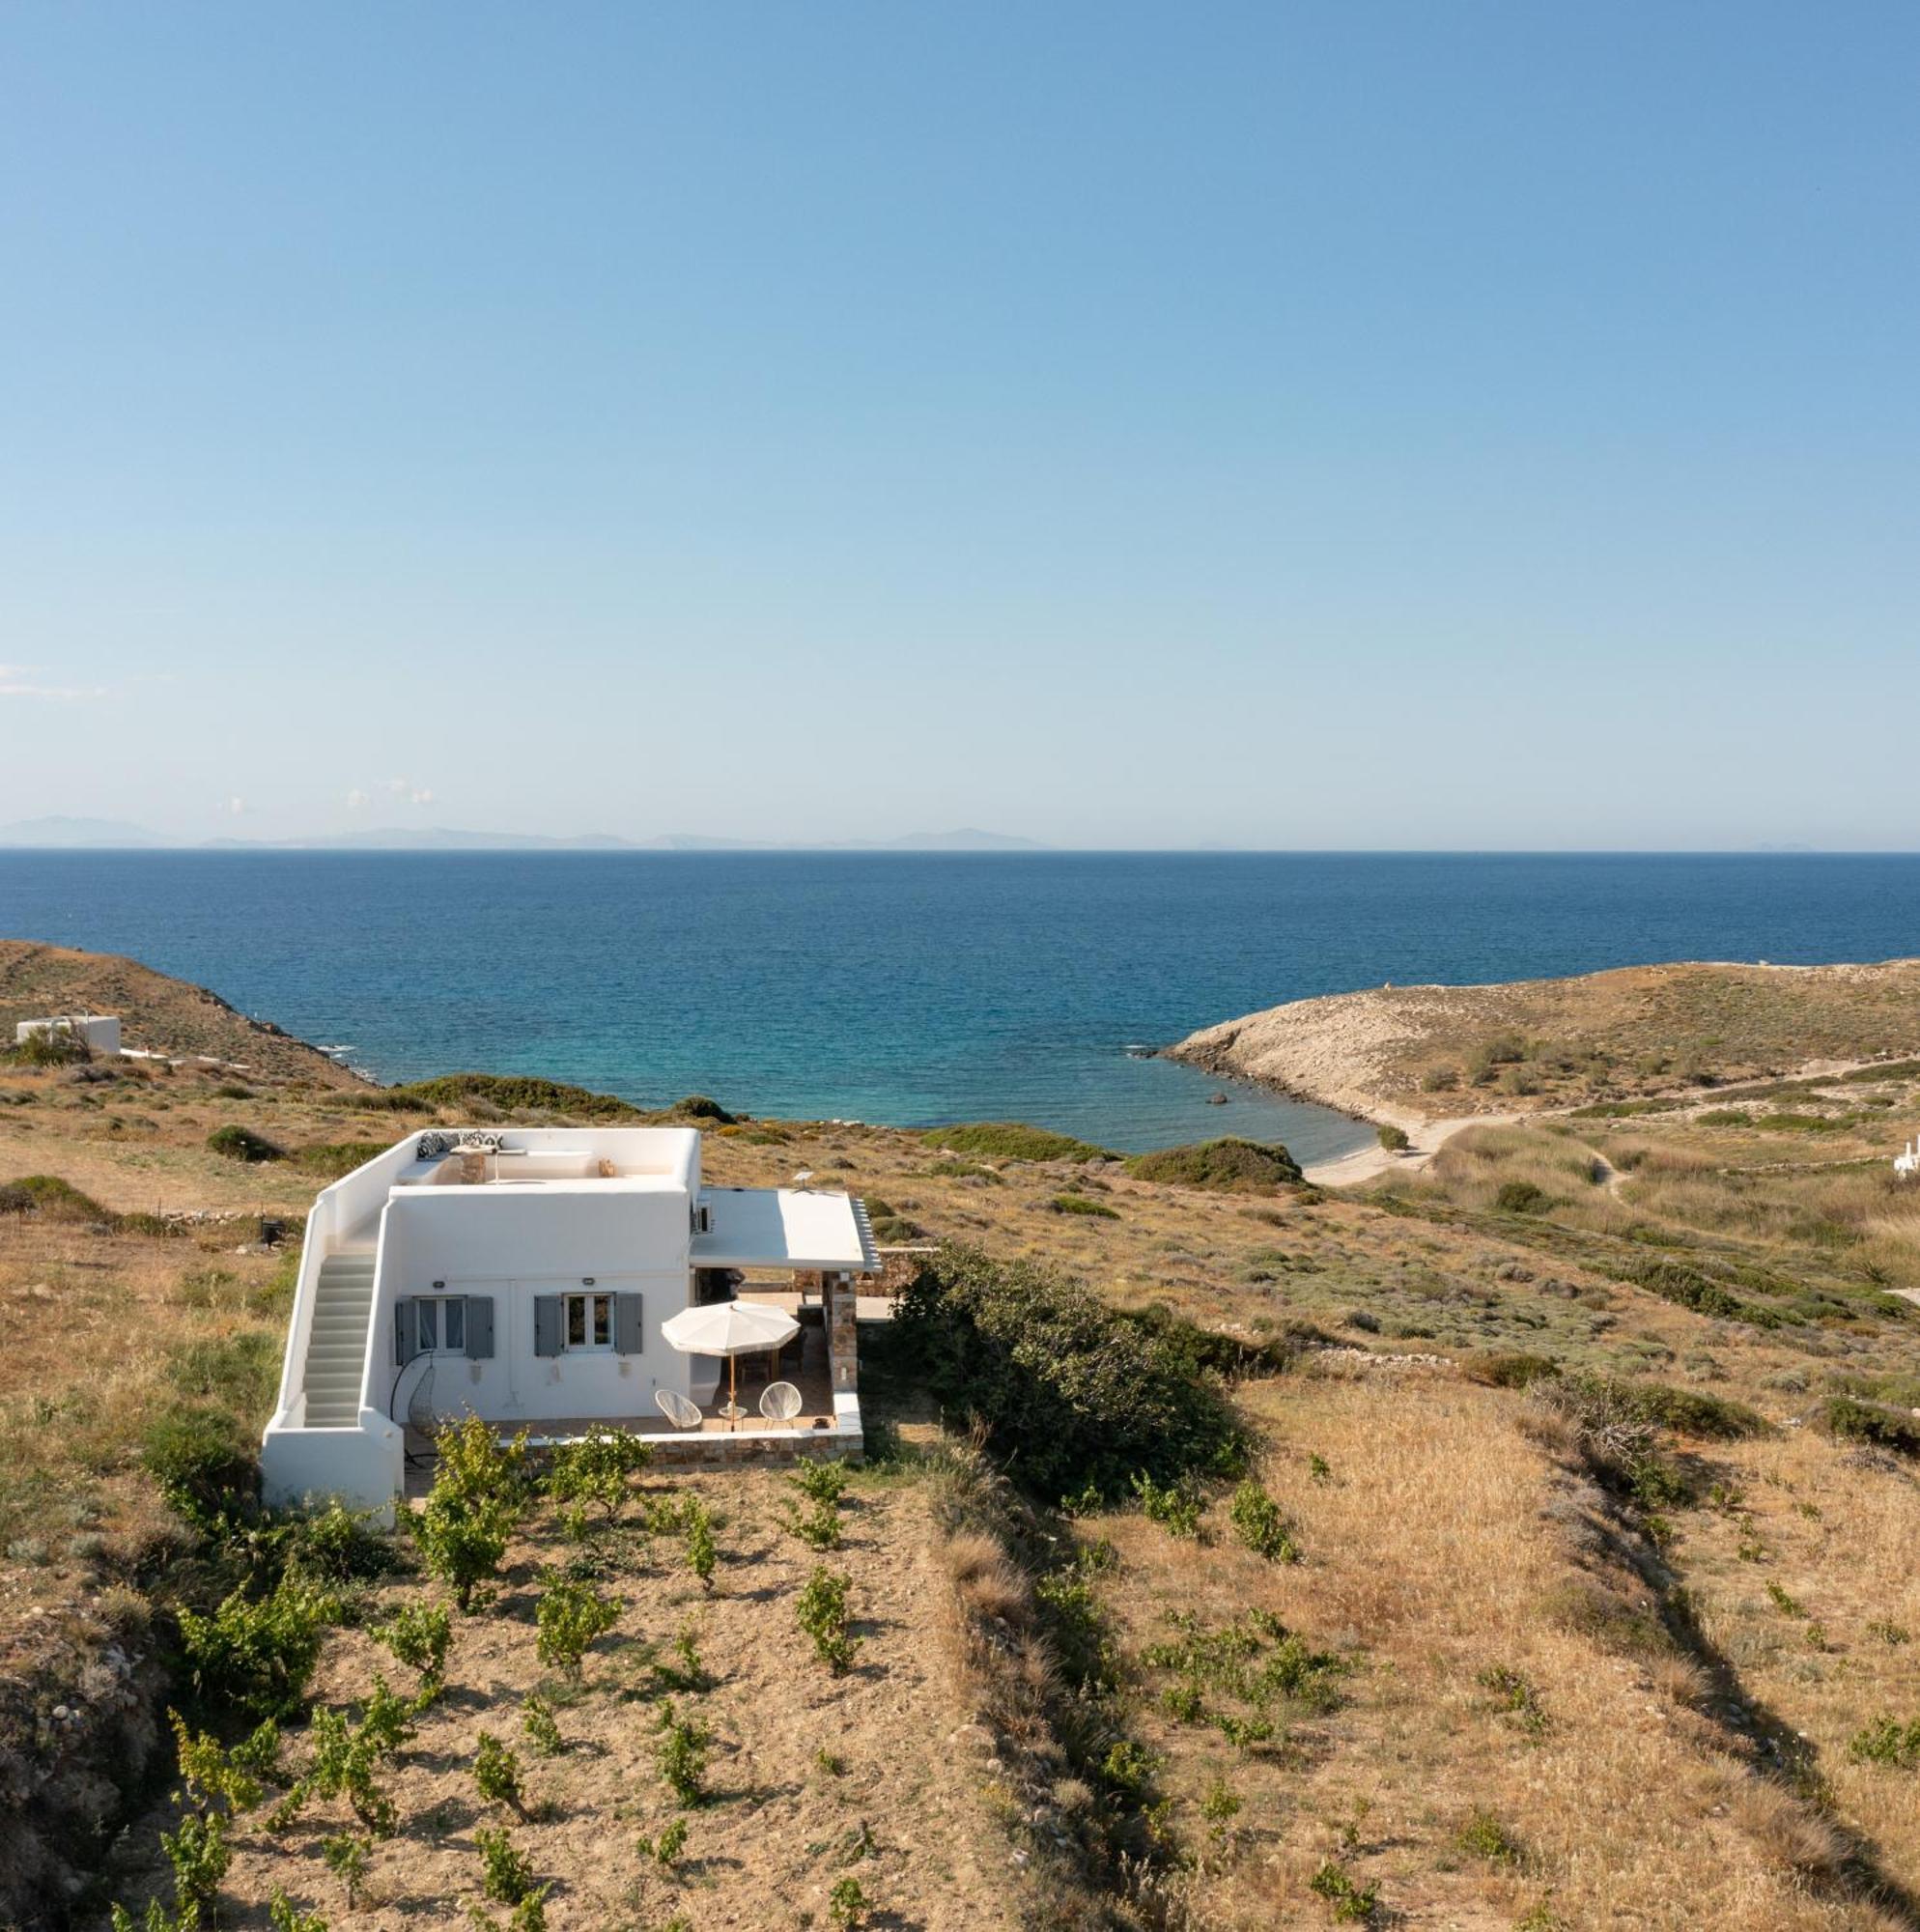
(5, 851, 1920, 1158)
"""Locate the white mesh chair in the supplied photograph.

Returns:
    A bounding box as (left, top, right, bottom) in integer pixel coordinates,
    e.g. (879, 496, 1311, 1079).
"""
(656, 1388, 703, 1431)
(759, 1381, 803, 1424)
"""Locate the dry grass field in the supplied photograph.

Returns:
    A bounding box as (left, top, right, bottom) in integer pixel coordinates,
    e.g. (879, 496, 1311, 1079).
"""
(7, 948, 1920, 1930)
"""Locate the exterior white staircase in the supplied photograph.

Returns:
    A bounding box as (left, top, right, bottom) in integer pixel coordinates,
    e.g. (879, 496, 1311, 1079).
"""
(301, 1251, 376, 1427)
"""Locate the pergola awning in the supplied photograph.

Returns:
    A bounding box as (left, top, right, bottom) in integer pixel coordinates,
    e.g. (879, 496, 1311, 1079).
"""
(692, 1186, 879, 1273)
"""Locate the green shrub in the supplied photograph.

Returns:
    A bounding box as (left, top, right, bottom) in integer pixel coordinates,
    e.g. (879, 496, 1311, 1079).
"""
(143, 1406, 259, 1530)
(655, 1700, 710, 1805)
(320, 1833, 370, 1908)
(8, 1027, 91, 1066)
(671, 1094, 735, 1122)
(1308, 1859, 1378, 1921)
(162, 1809, 232, 1921)
(1598, 1378, 1765, 1440)
(784, 1495, 842, 1550)
(1376, 1123, 1410, 1152)
(790, 1461, 849, 1506)
(269, 1681, 414, 1837)
(1478, 1664, 1549, 1739)
(354, 1072, 641, 1120)
(1494, 1180, 1549, 1215)
(922, 1157, 1001, 1181)
(1849, 1715, 1920, 1769)
(267, 1887, 326, 1932)
(412, 1490, 514, 1611)
(273, 1499, 397, 1585)
(170, 1709, 281, 1813)
(1463, 1352, 1562, 1390)
(1124, 1137, 1303, 1190)
(377, 1602, 452, 1697)
(522, 1695, 564, 1757)
(207, 1123, 284, 1163)
(1456, 1809, 1524, 1865)
(637, 1815, 689, 1865)
(0, 1173, 113, 1221)
(1604, 1254, 1782, 1329)
(919, 1122, 1115, 1163)
(474, 1730, 526, 1813)
(1131, 1469, 1204, 1539)
(535, 1571, 622, 1679)
(796, 1565, 860, 1673)
(292, 1141, 387, 1179)
(410, 1415, 532, 1608)
(178, 1579, 336, 1723)
(681, 1495, 718, 1589)
(1228, 1481, 1299, 1561)
(1823, 1396, 1920, 1457)
(1051, 1193, 1120, 1218)
(475, 1824, 545, 1905)
(891, 1244, 1246, 1502)
(543, 1427, 654, 1520)
(828, 1877, 871, 1929)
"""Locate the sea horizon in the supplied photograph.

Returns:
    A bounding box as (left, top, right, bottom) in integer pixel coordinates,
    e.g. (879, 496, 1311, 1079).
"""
(6, 848, 1920, 1156)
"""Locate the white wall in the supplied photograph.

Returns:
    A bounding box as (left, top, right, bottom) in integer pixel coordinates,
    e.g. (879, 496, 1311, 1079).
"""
(15, 1014, 121, 1054)
(372, 1181, 699, 1428)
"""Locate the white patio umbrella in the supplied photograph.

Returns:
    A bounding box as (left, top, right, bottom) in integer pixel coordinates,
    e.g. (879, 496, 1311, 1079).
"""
(661, 1300, 801, 1425)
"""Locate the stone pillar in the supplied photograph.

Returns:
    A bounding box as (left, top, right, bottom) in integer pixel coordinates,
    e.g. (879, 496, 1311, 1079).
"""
(824, 1271, 859, 1392)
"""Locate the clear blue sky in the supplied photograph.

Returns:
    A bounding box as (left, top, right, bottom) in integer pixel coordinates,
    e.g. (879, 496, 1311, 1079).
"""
(2, 4, 1915, 848)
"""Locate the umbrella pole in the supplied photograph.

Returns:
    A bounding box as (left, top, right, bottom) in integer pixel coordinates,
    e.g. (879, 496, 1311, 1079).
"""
(729, 1354, 738, 1431)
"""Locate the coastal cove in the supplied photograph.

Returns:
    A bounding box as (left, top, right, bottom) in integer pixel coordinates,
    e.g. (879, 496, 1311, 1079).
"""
(6, 850, 1920, 1155)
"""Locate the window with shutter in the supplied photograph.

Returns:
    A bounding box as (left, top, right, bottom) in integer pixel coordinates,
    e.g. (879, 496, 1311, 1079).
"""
(394, 1298, 420, 1367)
(465, 1295, 494, 1360)
(533, 1294, 563, 1358)
(614, 1292, 644, 1355)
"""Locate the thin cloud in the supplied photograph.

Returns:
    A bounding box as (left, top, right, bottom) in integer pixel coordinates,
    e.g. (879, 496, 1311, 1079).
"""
(0, 664, 111, 700)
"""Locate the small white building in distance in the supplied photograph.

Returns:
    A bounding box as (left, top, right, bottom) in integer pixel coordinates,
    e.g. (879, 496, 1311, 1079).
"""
(261, 1127, 878, 1518)
(14, 1012, 121, 1055)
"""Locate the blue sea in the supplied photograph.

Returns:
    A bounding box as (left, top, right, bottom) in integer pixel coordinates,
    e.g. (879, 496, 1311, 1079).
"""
(5, 852, 1920, 1159)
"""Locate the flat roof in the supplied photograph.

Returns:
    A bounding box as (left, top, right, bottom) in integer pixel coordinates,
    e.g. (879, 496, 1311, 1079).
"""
(692, 1187, 878, 1273)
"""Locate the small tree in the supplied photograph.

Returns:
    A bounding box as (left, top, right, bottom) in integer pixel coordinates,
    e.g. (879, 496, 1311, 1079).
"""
(655, 1700, 710, 1806)
(535, 1570, 623, 1680)
(475, 1826, 544, 1907)
(681, 1497, 717, 1591)
(1228, 1480, 1300, 1562)
(544, 1428, 654, 1521)
(522, 1695, 565, 1757)
(637, 1816, 689, 1865)
(320, 1833, 371, 1909)
(377, 1601, 452, 1701)
(796, 1566, 860, 1674)
(1376, 1123, 1410, 1152)
(268, 1889, 327, 1932)
(474, 1730, 527, 1815)
(409, 1417, 533, 1610)
(170, 1709, 281, 1814)
(829, 1877, 871, 1929)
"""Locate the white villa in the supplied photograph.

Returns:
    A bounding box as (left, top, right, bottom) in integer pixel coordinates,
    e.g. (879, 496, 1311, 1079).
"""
(261, 1126, 878, 1517)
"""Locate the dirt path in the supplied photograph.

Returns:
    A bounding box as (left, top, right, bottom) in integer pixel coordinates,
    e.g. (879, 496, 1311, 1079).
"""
(1301, 1051, 1911, 1190)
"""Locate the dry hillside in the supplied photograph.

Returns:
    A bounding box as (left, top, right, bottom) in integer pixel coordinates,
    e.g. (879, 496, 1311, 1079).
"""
(0, 941, 366, 1090)
(1170, 958, 1920, 1125)
(6, 952, 1920, 1930)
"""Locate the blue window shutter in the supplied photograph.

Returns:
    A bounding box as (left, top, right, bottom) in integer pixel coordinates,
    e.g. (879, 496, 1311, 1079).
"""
(614, 1292, 644, 1356)
(393, 1298, 419, 1367)
(465, 1295, 494, 1360)
(533, 1294, 562, 1358)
